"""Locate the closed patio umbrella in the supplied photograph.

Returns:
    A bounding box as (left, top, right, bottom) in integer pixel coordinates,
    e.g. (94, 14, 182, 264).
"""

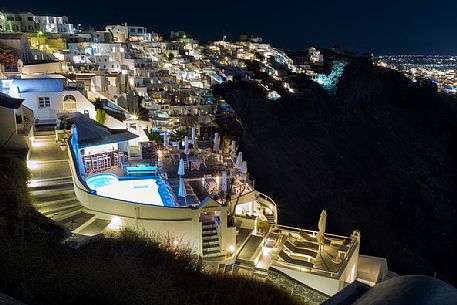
(221, 171, 227, 192)
(231, 140, 236, 158)
(241, 161, 247, 175)
(191, 127, 196, 145)
(184, 136, 189, 157)
(178, 159, 185, 176)
(178, 177, 187, 204)
(235, 152, 242, 169)
(316, 210, 327, 250)
(164, 133, 169, 149)
(213, 133, 219, 153)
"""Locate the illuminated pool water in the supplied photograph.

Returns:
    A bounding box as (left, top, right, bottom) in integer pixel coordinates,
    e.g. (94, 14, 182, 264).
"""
(86, 174, 175, 207)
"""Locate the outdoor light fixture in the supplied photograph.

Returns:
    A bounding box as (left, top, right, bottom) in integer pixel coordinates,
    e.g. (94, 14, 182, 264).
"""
(108, 216, 122, 231)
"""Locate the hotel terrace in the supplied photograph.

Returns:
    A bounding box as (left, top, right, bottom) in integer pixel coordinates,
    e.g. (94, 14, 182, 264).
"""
(62, 112, 371, 296)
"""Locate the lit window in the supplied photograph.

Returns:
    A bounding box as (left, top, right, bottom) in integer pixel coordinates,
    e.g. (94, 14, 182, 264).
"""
(38, 97, 51, 108)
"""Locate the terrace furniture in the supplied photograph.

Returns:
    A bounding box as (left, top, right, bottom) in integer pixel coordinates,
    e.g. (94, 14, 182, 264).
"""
(299, 231, 316, 242)
(283, 240, 318, 262)
(91, 156, 100, 172)
(113, 152, 120, 167)
(278, 250, 314, 269)
(83, 157, 92, 173)
(299, 231, 330, 246)
(126, 164, 157, 176)
(97, 155, 105, 171)
(103, 154, 111, 169)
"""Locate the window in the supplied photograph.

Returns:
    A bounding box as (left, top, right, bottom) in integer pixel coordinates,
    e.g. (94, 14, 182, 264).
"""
(28, 17, 33, 21)
(16, 17, 22, 21)
(63, 95, 77, 112)
(7, 16, 14, 21)
(38, 97, 51, 108)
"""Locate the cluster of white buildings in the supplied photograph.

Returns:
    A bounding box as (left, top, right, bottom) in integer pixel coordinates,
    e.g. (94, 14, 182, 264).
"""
(0, 15, 393, 300)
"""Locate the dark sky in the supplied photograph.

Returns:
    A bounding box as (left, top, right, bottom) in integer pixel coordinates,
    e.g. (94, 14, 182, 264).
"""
(2, 1, 457, 54)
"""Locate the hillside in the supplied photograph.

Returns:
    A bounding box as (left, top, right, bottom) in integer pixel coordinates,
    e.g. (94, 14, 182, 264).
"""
(0, 153, 302, 305)
(213, 59, 457, 286)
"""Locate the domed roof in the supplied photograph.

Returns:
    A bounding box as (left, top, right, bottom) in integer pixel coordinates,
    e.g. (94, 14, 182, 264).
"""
(354, 275, 457, 305)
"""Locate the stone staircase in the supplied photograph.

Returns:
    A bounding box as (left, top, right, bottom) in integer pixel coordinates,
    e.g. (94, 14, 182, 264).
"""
(27, 129, 110, 238)
(202, 221, 223, 259)
(265, 213, 276, 225)
(29, 177, 99, 234)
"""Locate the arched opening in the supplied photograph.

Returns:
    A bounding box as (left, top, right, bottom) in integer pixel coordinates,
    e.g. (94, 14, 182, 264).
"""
(63, 95, 77, 112)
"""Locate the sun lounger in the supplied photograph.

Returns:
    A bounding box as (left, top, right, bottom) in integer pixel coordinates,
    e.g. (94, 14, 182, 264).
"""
(278, 250, 314, 269)
(126, 165, 157, 176)
(283, 240, 318, 261)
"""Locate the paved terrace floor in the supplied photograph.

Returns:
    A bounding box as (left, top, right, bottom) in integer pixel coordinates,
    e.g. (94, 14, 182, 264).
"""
(29, 129, 71, 180)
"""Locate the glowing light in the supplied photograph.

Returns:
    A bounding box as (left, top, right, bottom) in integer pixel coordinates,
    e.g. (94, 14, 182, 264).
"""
(32, 141, 43, 148)
(228, 245, 235, 253)
(120, 47, 125, 53)
(108, 216, 123, 231)
(173, 240, 179, 246)
(27, 161, 38, 170)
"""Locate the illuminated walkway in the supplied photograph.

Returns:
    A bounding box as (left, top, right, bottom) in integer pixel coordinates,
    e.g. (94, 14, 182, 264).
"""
(27, 128, 109, 238)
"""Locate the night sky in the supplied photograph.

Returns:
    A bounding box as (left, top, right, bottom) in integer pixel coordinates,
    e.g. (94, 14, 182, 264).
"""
(2, 0, 457, 55)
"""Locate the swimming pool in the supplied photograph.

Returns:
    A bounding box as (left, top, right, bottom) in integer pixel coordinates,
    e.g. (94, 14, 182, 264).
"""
(86, 174, 175, 207)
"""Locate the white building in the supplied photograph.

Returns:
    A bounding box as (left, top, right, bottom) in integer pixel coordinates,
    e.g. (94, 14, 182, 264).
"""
(106, 23, 151, 42)
(34, 15, 75, 34)
(5, 75, 124, 128)
(0, 92, 34, 157)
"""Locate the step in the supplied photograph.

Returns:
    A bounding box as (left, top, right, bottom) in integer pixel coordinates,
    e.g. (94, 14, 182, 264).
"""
(48, 206, 82, 221)
(203, 245, 220, 252)
(40, 200, 81, 216)
(28, 181, 74, 192)
(33, 192, 76, 205)
(202, 223, 217, 229)
(34, 195, 77, 208)
(77, 218, 110, 236)
(28, 176, 73, 189)
(30, 188, 74, 198)
(202, 229, 217, 235)
(202, 235, 219, 242)
(265, 214, 276, 224)
(203, 249, 224, 258)
(58, 211, 95, 231)
(202, 240, 219, 248)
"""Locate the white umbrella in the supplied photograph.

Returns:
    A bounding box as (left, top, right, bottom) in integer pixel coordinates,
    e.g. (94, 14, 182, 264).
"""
(316, 210, 327, 249)
(184, 136, 189, 157)
(164, 133, 169, 149)
(231, 140, 236, 158)
(213, 133, 219, 153)
(191, 127, 196, 145)
(235, 152, 242, 169)
(241, 161, 247, 175)
(221, 171, 227, 192)
(178, 177, 187, 204)
(178, 159, 185, 176)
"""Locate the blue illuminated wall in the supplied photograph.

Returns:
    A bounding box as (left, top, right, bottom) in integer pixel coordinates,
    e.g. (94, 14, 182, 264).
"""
(315, 60, 348, 95)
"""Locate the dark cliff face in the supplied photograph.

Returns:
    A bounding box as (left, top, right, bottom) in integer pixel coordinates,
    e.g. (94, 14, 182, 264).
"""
(213, 60, 457, 285)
